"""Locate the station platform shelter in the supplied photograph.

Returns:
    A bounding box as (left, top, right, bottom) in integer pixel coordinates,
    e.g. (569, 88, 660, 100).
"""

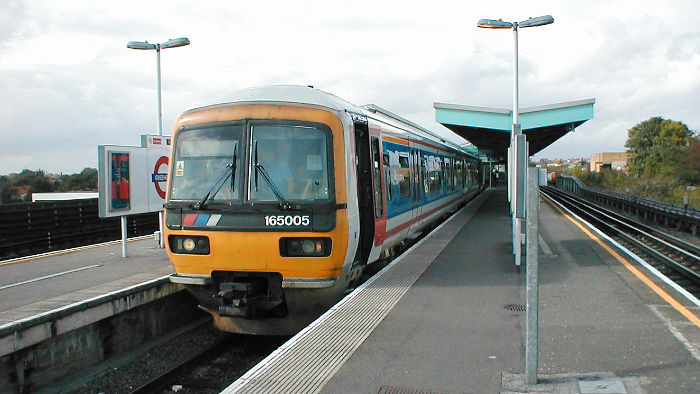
(433, 99, 595, 162)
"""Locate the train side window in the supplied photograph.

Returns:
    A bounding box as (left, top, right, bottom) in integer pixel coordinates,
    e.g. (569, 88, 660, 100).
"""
(383, 153, 391, 203)
(446, 157, 453, 191)
(440, 160, 446, 191)
(398, 153, 411, 199)
(455, 159, 464, 189)
(371, 137, 383, 217)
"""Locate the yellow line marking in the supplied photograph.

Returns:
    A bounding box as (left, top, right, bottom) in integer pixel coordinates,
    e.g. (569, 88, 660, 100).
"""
(543, 194, 700, 329)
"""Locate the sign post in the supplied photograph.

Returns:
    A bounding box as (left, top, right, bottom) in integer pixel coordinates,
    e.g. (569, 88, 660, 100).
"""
(525, 166, 540, 384)
(98, 136, 170, 256)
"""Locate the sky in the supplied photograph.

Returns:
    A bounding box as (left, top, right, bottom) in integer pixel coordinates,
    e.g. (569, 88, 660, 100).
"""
(1, 0, 699, 174)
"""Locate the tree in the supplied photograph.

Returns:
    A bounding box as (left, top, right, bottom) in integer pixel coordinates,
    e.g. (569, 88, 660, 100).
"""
(625, 117, 693, 177)
(679, 136, 700, 184)
(56, 168, 98, 191)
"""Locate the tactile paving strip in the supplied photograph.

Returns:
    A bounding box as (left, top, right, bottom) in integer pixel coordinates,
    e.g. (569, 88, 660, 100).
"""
(221, 191, 491, 394)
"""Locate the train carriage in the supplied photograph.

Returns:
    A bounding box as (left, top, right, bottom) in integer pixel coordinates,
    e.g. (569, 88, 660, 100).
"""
(165, 85, 482, 334)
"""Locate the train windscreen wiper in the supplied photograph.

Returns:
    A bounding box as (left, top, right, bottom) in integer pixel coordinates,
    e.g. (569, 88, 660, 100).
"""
(193, 142, 237, 210)
(254, 140, 293, 210)
(192, 163, 233, 210)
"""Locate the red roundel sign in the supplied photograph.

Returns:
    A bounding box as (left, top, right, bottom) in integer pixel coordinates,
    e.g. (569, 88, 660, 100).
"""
(152, 156, 169, 199)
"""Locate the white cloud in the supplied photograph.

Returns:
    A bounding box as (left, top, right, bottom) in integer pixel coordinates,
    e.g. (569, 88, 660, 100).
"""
(1, 0, 699, 172)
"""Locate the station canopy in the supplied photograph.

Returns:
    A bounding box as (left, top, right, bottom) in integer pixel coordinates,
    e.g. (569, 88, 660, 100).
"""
(434, 99, 595, 162)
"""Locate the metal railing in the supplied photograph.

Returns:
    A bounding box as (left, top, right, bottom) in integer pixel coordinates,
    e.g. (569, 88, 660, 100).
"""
(555, 174, 699, 235)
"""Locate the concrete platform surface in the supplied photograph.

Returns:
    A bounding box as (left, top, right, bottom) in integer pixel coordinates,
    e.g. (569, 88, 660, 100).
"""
(321, 187, 700, 393)
(0, 237, 172, 325)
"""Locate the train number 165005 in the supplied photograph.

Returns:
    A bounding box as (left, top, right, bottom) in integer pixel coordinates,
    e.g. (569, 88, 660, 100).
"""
(264, 215, 311, 227)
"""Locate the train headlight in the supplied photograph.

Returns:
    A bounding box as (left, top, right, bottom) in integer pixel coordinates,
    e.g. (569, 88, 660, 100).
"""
(182, 238, 196, 251)
(280, 237, 331, 257)
(169, 235, 210, 255)
(301, 240, 315, 254)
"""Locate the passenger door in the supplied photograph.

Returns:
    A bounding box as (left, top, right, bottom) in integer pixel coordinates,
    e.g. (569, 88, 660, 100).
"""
(353, 120, 375, 267)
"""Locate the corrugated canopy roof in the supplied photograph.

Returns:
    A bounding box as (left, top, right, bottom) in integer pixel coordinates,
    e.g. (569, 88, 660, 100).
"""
(434, 99, 595, 162)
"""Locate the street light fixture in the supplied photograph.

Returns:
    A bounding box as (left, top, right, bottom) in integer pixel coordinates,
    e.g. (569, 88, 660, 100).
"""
(477, 16, 553, 132)
(127, 37, 190, 136)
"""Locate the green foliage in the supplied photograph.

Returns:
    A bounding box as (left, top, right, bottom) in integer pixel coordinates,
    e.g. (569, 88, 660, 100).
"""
(555, 117, 698, 209)
(56, 168, 98, 192)
(678, 136, 700, 184)
(0, 168, 98, 204)
(625, 116, 694, 178)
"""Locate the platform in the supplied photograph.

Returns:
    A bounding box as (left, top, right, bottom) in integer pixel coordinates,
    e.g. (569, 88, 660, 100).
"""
(0, 237, 172, 326)
(226, 186, 700, 393)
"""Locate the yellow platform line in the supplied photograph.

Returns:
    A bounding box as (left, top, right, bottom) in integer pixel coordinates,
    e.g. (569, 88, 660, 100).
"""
(543, 193, 700, 329)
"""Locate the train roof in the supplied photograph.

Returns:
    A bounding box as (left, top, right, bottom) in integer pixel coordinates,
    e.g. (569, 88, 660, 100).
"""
(360, 104, 471, 155)
(183, 85, 474, 157)
(183, 85, 364, 116)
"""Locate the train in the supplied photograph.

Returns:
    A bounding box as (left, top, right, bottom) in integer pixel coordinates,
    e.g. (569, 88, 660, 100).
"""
(164, 85, 486, 335)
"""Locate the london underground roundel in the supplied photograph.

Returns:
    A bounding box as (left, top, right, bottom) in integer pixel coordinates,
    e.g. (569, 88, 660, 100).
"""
(152, 156, 169, 199)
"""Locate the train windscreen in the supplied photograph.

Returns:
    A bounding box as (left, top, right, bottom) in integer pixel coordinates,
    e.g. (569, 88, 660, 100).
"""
(249, 124, 331, 202)
(169, 125, 243, 202)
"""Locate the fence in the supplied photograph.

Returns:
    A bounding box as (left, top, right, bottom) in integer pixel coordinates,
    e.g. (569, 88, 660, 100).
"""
(0, 198, 159, 259)
(555, 174, 699, 235)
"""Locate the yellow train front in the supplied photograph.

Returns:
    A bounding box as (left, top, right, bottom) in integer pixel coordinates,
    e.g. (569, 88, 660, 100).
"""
(165, 86, 363, 335)
(165, 85, 484, 335)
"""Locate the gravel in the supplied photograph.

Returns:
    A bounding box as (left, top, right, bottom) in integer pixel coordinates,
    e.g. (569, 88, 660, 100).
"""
(58, 319, 287, 394)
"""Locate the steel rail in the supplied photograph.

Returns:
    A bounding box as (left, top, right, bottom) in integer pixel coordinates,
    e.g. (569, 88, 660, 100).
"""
(541, 186, 700, 286)
(128, 323, 231, 394)
(546, 186, 700, 258)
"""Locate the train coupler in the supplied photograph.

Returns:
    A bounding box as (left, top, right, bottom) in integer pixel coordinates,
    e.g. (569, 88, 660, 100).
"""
(215, 273, 286, 319)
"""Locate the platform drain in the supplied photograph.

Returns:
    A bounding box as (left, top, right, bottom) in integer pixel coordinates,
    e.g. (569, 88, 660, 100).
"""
(504, 304, 527, 312)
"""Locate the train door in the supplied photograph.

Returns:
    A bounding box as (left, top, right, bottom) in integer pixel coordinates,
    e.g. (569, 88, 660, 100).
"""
(354, 120, 375, 267)
(365, 134, 387, 263)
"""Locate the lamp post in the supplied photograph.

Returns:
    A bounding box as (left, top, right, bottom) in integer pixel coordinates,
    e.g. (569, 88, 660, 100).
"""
(477, 16, 553, 386)
(127, 37, 190, 136)
(127, 37, 189, 250)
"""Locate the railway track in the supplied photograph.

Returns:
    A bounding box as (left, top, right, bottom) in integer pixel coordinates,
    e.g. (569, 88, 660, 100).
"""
(541, 186, 700, 298)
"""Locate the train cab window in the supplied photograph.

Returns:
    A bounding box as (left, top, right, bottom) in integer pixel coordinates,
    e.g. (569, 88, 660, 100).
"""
(169, 125, 243, 201)
(249, 124, 331, 202)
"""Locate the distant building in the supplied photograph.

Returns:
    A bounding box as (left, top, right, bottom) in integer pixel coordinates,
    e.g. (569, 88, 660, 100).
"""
(590, 152, 627, 172)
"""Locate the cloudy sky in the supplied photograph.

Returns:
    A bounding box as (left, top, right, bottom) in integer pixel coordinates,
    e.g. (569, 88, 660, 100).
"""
(1, 0, 699, 174)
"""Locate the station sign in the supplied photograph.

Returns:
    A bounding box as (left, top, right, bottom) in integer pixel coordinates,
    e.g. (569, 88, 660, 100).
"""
(98, 137, 170, 218)
(141, 134, 172, 149)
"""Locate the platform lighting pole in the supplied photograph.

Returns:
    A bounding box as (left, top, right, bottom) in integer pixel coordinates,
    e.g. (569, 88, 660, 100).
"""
(477, 15, 553, 386)
(127, 37, 189, 248)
